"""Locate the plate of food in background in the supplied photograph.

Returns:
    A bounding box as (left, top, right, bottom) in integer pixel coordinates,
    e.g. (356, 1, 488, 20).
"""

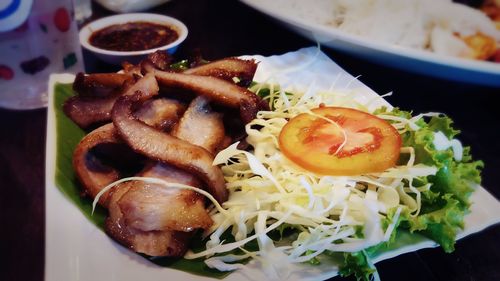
(240, 0, 500, 86)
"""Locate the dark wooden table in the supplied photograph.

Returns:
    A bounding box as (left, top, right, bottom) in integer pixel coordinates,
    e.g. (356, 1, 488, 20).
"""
(1, 0, 499, 280)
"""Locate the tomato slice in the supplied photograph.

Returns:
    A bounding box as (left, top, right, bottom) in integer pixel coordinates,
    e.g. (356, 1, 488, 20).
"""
(279, 107, 401, 175)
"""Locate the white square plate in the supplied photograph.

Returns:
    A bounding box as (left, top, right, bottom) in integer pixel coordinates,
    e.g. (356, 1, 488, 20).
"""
(45, 47, 500, 281)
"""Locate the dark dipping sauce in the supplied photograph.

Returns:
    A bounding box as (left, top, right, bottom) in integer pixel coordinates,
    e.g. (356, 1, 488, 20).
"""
(89, 21, 179, 52)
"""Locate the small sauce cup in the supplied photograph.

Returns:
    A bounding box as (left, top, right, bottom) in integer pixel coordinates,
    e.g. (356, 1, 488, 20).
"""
(79, 13, 188, 65)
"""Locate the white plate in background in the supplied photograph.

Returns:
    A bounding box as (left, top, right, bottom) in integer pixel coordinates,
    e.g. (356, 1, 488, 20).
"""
(240, 0, 500, 86)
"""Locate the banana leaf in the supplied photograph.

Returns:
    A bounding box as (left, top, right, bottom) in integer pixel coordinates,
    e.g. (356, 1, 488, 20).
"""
(53, 82, 229, 279)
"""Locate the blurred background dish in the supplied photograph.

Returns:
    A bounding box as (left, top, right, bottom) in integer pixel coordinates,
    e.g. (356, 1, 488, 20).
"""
(79, 13, 188, 65)
(72, 0, 93, 24)
(240, 0, 500, 86)
(94, 0, 172, 13)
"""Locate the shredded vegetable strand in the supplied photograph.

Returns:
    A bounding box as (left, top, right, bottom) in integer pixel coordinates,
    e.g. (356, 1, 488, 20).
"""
(92, 176, 229, 216)
(304, 110, 348, 156)
(185, 211, 293, 259)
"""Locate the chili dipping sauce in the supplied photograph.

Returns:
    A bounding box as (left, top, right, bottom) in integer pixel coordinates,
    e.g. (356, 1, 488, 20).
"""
(89, 21, 179, 52)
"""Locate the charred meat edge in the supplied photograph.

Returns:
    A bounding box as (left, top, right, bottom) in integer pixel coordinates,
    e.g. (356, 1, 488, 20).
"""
(184, 57, 258, 87)
(73, 72, 132, 98)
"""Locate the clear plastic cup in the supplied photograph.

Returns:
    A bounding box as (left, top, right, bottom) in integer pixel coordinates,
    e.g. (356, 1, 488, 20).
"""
(0, 0, 84, 110)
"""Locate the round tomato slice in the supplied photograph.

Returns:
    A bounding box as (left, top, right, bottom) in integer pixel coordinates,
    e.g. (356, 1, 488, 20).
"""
(279, 107, 401, 175)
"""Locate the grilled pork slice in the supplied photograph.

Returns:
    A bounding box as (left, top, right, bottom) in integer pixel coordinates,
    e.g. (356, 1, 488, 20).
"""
(172, 96, 228, 154)
(183, 57, 258, 87)
(64, 72, 158, 129)
(105, 181, 194, 257)
(118, 163, 212, 233)
(144, 63, 268, 124)
(112, 79, 228, 204)
(73, 123, 123, 207)
(72, 72, 131, 98)
(134, 98, 186, 131)
(105, 84, 228, 257)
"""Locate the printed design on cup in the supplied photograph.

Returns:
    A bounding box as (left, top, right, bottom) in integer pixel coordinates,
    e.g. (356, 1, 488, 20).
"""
(54, 7, 70, 32)
(0, 65, 14, 80)
(20, 56, 50, 75)
(0, 0, 84, 109)
(40, 22, 48, 33)
(0, 0, 33, 32)
(63, 53, 77, 69)
(0, 0, 21, 19)
(14, 6, 79, 75)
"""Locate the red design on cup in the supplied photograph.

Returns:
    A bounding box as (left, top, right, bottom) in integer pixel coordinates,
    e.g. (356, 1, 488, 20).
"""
(54, 7, 70, 32)
(0, 65, 14, 80)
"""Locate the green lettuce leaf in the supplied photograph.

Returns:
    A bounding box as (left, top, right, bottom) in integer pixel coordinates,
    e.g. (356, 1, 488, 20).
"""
(339, 251, 375, 281)
(377, 108, 483, 252)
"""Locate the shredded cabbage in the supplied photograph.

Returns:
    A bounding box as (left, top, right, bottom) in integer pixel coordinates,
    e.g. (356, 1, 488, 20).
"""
(185, 83, 441, 279)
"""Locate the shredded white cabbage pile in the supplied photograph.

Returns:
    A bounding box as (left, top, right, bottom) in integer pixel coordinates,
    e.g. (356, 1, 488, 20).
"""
(327, 0, 500, 58)
(182, 83, 441, 277)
